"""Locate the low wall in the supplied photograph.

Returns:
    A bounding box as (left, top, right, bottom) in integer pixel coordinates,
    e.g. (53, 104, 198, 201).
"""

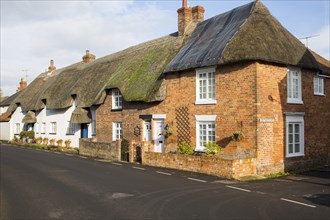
(143, 152, 256, 179)
(79, 138, 121, 161)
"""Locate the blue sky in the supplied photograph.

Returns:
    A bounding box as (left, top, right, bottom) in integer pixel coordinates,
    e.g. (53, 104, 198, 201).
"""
(1, 0, 329, 96)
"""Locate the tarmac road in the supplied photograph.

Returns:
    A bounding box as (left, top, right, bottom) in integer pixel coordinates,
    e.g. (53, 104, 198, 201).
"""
(1, 143, 329, 220)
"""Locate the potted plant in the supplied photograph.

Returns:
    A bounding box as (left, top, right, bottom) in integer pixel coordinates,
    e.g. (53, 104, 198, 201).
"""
(65, 139, 71, 148)
(20, 131, 27, 142)
(43, 137, 49, 145)
(49, 138, 55, 146)
(232, 131, 244, 141)
(56, 139, 63, 147)
(27, 130, 35, 143)
(35, 137, 42, 144)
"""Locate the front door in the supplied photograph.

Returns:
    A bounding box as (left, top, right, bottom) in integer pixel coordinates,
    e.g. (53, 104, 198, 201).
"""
(81, 124, 88, 138)
(144, 121, 152, 141)
(153, 120, 164, 153)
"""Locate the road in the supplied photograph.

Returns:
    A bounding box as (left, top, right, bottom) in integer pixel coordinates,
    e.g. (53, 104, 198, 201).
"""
(1, 143, 329, 220)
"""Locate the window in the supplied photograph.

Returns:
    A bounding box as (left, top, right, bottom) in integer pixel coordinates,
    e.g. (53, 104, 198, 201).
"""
(112, 89, 122, 110)
(15, 123, 20, 134)
(41, 122, 46, 134)
(286, 115, 304, 157)
(92, 119, 96, 136)
(112, 122, 122, 141)
(35, 122, 39, 134)
(196, 67, 216, 105)
(67, 122, 75, 135)
(50, 122, 57, 134)
(195, 115, 217, 152)
(314, 76, 324, 95)
(287, 67, 303, 104)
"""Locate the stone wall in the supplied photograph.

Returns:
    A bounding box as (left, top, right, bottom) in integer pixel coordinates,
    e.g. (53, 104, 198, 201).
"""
(79, 138, 121, 161)
(143, 152, 256, 179)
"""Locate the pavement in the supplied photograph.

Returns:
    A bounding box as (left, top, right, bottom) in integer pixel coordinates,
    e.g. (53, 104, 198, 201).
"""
(1, 143, 329, 220)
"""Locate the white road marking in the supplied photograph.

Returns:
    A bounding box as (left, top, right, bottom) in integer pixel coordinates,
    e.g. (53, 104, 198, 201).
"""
(79, 156, 88, 159)
(226, 185, 251, 192)
(188, 177, 207, 183)
(112, 162, 123, 166)
(132, 166, 145, 170)
(280, 198, 316, 208)
(156, 171, 172, 176)
(96, 159, 111, 162)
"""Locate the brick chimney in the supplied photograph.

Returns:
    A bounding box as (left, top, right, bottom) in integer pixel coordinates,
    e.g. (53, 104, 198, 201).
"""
(17, 78, 27, 92)
(82, 50, 96, 63)
(48, 60, 56, 72)
(177, 0, 204, 36)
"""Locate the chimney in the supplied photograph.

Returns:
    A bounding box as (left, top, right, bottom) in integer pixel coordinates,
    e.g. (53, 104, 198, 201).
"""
(17, 78, 27, 92)
(48, 60, 56, 72)
(177, 0, 204, 36)
(82, 50, 96, 63)
(192, 6, 205, 22)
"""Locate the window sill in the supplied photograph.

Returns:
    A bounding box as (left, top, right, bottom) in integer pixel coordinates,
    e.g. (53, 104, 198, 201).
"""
(111, 108, 122, 112)
(287, 100, 303, 105)
(195, 100, 217, 105)
(66, 133, 75, 136)
(286, 153, 304, 158)
(314, 93, 325, 96)
(49, 133, 57, 135)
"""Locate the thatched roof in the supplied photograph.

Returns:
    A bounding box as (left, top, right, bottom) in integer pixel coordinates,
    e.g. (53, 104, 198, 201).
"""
(22, 111, 36, 123)
(0, 111, 11, 122)
(4, 0, 328, 114)
(0, 90, 22, 107)
(6, 33, 183, 112)
(165, 0, 322, 72)
(70, 107, 92, 124)
(309, 49, 330, 75)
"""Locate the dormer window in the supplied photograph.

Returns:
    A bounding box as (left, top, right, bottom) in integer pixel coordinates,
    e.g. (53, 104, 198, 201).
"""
(195, 67, 216, 105)
(112, 89, 122, 110)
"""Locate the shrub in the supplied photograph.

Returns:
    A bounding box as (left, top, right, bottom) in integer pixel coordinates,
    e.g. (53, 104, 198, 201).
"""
(178, 141, 194, 155)
(19, 131, 27, 139)
(204, 142, 221, 156)
(26, 130, 35, 139)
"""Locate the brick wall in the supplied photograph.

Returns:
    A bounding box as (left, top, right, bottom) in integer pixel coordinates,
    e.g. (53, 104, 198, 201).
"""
(255, 62, 329, 173)
(143, 152, 256, 179)
(79, 138, 121, 160)
(96, 62, 258, 158)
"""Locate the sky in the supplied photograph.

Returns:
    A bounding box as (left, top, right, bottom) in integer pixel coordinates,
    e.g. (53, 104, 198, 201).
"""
(1, 0, 329, 97)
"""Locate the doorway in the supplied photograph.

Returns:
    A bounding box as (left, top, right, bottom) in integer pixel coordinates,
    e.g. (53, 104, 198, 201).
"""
(81, 124, 88, 138)
(153, 120, 164, 153)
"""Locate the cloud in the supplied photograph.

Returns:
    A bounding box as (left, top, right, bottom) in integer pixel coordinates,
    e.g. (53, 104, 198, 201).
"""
(0, 1, 175, 96)
(308, 25, 330, 60)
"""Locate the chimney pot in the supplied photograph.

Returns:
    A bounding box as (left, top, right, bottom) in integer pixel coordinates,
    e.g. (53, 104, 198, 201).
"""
(82, 50, 96, 63)
(48, 59, 56, 72)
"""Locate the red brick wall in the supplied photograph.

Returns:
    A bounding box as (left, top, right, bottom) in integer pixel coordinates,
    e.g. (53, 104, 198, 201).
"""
(96, 62, 258, 159)
(255, 62, 329, 173)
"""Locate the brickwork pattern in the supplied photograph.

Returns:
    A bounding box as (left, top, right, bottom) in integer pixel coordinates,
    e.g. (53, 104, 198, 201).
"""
(79, 138, 121, 161)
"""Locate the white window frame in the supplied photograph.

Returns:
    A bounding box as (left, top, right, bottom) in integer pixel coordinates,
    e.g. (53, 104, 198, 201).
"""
(35, 122, 39, 134)
(50, 122, 57, 134)
(195, 67, 216, 105)
(195, 115, 217, 152)
(92, 119, 96, 136)
(41, 122, 46, 134)
(112, 89, 122, 110)
(67, 121, 75, 135)
(286, 115, 304, 157)
(112, 122, 122, 141)
(287, 67, 303, 104)
(313, 76, 324, 96)
(15, 123, 20, 134)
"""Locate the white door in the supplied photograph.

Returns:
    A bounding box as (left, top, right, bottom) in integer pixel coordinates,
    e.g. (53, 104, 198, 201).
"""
(153, 120, 164, 153)
(144, 121, 152, 141)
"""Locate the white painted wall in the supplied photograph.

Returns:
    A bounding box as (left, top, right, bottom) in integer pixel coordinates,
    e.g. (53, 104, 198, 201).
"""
(0, 106, 10, 140)
(1, 102, 97, 147)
